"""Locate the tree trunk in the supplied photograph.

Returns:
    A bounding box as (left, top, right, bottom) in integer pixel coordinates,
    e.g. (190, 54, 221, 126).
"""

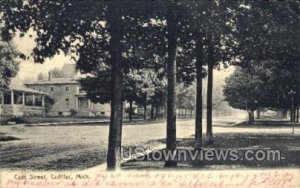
(106, 6, 123, 170)
(155, 105, 159, 121)
(291, 105, 296, 123)
(248, 110, 255, 125)
(206, 35, 214, 145)
(206, 63, 214, 145)
(293, 106, 297, 122)
(290, 109, 293, 122)
(248, 111, 252, 124)
(151, 103, 154, 119)
(129, 100, 133, 122)
(165, 5, 177, 167)
(195, 32, 203, 150)
(256, 108, 261, 119)
(296, 106, 299, 123)
(143, 94, 147, 121)
(119, 102, 123, 147)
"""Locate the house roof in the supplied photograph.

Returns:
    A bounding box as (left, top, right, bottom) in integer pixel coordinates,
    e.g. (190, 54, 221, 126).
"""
(9, 87, 49, 95)
(25, 78, 79, 85)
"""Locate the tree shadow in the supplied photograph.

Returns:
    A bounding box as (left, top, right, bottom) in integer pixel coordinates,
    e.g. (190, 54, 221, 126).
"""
(122, 132, 300, 170)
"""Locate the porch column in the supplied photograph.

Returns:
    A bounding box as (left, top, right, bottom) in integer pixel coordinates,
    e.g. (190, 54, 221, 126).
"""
(42, 95, 45, 107)
(88, 99, 91, 109)
(32, 94, 35, 106)
(11, 90, 14, 105)
(75, 97, 79, 110)
(22, 92, 25, 105)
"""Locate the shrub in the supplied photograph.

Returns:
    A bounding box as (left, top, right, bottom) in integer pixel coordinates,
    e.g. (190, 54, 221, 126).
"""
(70, 109, 77, 117)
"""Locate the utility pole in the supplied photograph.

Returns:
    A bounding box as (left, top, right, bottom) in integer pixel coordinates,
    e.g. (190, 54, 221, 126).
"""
(288, 90, 296, 134)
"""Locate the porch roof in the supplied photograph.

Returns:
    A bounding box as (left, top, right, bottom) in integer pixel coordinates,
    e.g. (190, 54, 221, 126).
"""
(25, 78, 78, 85)
(9, 87, 49, 96)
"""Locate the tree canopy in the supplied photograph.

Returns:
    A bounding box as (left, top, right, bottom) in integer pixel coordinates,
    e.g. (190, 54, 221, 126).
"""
(0, 41, 19, 89)
(224, 60, 300, 112)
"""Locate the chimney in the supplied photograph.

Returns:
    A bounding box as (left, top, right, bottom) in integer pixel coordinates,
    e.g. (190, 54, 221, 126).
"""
(48, 72, 52, 81)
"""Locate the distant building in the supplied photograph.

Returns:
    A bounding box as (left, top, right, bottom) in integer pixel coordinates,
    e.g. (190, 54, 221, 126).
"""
(24, 64, 110, 117)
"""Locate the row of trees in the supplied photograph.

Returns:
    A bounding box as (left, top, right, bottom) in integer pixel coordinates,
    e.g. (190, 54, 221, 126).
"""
(223, 1, 300, 124)
(224, 60, 300, 124)
(1, 1, 299, 169)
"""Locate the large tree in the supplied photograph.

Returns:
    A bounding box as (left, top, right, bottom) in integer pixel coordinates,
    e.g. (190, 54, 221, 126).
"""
(223, 67, 261, 124)
(185, 1, 238, 145)
(224, 60, 300, 124)
(1, 0, 161, 170)
(225, 1, 300, 123)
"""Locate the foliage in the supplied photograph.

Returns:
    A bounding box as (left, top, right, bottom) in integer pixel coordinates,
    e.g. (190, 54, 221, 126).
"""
(69, 109, 77, 117)
(79, 69, 156, 104)
(224, 61, 300, 111)
(0, 41, 19, 89)
(223, 67, 261, 112)
(177, 83, 195, 110)
(234, 2, 300, 65)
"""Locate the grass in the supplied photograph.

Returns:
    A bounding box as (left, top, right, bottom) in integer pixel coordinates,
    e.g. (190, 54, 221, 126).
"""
(122, 131, 300, 169)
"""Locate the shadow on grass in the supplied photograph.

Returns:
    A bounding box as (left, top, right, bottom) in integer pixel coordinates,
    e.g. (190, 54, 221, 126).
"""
(0, 135, 20, 142)
(233, 120, 300, 127)
(122, 132, 300, 170)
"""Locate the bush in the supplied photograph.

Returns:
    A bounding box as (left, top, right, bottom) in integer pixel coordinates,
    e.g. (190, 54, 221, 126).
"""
(70, 109, 77, 117)
(0, 116, 29, 125)
(9, 117, 27, 124)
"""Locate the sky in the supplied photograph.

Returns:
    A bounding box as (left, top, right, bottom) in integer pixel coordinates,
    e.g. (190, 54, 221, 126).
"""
(11, 30, 74, 87)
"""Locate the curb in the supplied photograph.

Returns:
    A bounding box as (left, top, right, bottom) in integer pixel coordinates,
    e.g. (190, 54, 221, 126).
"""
(24, 121, 110, 126)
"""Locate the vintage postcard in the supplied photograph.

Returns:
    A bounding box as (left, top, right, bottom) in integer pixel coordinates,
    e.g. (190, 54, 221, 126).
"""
(0, 1, 299, 188)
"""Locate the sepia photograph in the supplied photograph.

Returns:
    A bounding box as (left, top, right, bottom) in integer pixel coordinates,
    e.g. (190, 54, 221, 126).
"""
(0, 1, 299, 188)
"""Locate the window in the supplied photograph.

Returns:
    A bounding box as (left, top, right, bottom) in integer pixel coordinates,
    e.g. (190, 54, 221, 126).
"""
(65, 86, 70, 92)
(101, 112, 105, 115)
(25, 94, 34, 106)
(14, 92, 23, 105)
(3, 92, 11, 105)
(65, 98, 70, 107)
(50, 87, 54, 92)
(35, 95, 43, 106)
